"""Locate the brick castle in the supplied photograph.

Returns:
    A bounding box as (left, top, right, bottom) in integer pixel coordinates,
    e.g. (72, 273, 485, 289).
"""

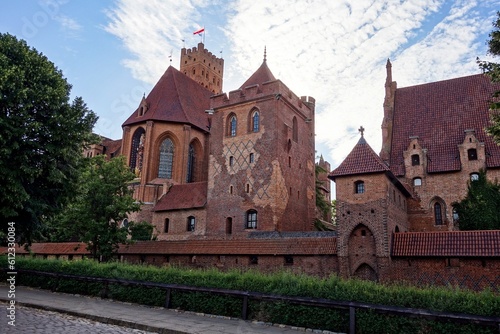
(37, 43, 500, 290)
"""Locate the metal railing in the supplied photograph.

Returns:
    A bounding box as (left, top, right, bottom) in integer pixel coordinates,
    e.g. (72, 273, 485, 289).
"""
(13, 269, 500, 333)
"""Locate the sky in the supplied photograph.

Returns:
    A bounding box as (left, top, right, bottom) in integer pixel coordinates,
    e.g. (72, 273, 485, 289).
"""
(1, 0, 499, 171)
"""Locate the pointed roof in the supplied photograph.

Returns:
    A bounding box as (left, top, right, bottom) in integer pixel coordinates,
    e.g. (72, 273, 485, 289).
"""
(122, 66, 212, 131)
(239, 59, 277, 89)
(329, 136, 389, 180)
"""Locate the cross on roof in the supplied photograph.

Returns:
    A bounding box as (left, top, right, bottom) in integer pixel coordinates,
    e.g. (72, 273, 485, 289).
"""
(358, 126, 365, 137)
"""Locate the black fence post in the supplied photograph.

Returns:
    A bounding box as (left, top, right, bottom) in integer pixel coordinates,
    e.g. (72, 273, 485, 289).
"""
(242, 295, 249, 320)
(165, 288, 172, 308)
(349, 306, 356, 334)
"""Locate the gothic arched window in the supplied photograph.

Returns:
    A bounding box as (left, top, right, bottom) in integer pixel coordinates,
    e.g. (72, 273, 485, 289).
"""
(252, 111, 260, 132)
(227, 114, 237, 137)
(434, 202, 443, 225)
(186, 144, 195, 183)
(158, 138, 174, 179)
(129, 127, 145, 171)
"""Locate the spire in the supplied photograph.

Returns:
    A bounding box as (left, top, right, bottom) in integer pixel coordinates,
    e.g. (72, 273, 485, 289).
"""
(264, 46, 267, 62)
(385, 59, 392, 86)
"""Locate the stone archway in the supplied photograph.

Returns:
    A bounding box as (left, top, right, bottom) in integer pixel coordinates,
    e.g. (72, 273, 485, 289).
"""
(347, 224, 378, 281)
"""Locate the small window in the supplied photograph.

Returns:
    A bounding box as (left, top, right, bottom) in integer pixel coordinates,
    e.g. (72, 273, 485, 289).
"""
(229, 156, 234, 166)
(292, 117, 298, 142)
(470, 173, 479, 181)
(284, 255, 294, 265)
(468, 149, 477, 161)
(249, 255, 258, 265)
(164, 218, 169, 233)
(226, 217, 232, 234)
(411, 154, 420, 166)
(249, 153, 254, 163)
(187, 216, 196, 232)
(246, 210, 257, 229)
(434, 203, 443, 226)
(354, 181, 365, 194)
(413, 177, 422, 186)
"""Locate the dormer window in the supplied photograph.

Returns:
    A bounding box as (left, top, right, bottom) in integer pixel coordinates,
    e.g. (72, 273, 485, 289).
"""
(411, 154, 420, 166)
(467, 149, 477, 161)
(354, 180, 365, 194)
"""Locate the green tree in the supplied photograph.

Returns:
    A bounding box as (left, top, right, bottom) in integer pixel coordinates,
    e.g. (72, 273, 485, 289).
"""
(57, 155, 140, 261)
(452, 171, 500, 230)
(478, 11, 500, 144)
(128, 221, 156, 241)
(0, 33, 97, 244)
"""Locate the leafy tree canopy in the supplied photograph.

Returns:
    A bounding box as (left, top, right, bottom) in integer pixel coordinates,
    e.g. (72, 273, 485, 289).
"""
(0, 33, 97, 244)
(478, 11, 500, 144)
(54, 155, 140, 261)
(452, 171, 500, 230)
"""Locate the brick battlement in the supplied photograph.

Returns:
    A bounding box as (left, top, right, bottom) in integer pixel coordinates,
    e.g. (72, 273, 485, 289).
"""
(211, 80, 315, 117)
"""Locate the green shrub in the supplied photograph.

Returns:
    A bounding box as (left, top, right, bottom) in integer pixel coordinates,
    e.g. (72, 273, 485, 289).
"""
(2, 256, 498, 333)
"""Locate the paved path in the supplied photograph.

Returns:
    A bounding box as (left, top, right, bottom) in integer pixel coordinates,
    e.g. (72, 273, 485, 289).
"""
(0, 285, 341, 333)
(0, 305, 157, 333)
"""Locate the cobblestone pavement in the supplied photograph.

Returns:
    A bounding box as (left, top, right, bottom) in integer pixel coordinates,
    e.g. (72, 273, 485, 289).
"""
(1, 305, 158, 334)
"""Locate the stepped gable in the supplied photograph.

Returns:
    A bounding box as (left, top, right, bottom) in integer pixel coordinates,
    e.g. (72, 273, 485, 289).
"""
(389, 74, 500, 176)
(118, 237, 337, 255)
(239, 59, 277, 89)
(329, 136, 389, 180)
(392, 230, 500, 257)
(153, 182, 207, 211)
(122, 66, 212, 131)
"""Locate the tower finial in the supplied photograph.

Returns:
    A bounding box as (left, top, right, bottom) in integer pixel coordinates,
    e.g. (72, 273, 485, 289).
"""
(358, 126, 365, 137)
(264, 46, 267, 62)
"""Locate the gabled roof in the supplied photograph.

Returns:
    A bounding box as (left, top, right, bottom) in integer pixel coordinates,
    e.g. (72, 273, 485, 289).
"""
(389, 74, 500, 176)
(153, 182, 207, 212)
(392, 230, 500, 257)
(329, 136, 389, 179)
(239, 60, 277, 89)
(122, 66, 212, 131)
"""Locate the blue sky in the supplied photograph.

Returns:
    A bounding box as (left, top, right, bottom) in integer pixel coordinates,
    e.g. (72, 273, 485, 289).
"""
(1, 0, 498, 170)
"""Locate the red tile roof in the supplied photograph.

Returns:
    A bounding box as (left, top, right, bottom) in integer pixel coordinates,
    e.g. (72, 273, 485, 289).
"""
(153, 182, 207, 212)
(389, 74, 500, 176)
(239, 60, 277, 89)
(102, 138, 122, 159)
(119, 237, 337, 255)
(122, 66, 212, 132)
(13, 242, 90, 255)
(392, 230, 500, 257)
(329, 136, 389, 179)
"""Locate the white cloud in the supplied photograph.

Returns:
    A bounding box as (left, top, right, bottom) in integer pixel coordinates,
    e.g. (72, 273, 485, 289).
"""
(104, 0, 495, 171)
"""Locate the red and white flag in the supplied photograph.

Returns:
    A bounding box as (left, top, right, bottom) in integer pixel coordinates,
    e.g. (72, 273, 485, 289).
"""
(193, 28, 205, 35)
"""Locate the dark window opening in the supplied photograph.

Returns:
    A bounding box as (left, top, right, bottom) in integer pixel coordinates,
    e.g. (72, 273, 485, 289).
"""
(468, 149, 477, 161)
(411, 154, 420, 166)
(164, 218, 169, 233)
(187, 216, 196, 232)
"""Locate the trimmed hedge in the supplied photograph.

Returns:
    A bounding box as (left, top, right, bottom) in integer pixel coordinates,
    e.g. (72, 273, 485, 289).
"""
(2, 256, 499, 333)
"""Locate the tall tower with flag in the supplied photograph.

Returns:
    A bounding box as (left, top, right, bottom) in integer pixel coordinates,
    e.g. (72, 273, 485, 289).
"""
(180, 42, 224, 94)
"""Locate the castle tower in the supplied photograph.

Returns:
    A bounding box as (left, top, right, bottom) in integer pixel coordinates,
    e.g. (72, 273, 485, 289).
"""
(180, 42, 224, 94)
(206, 54, 316, 236)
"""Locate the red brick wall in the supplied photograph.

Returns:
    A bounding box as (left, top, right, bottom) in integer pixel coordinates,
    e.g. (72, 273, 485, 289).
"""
(385, 256, 500, 291)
